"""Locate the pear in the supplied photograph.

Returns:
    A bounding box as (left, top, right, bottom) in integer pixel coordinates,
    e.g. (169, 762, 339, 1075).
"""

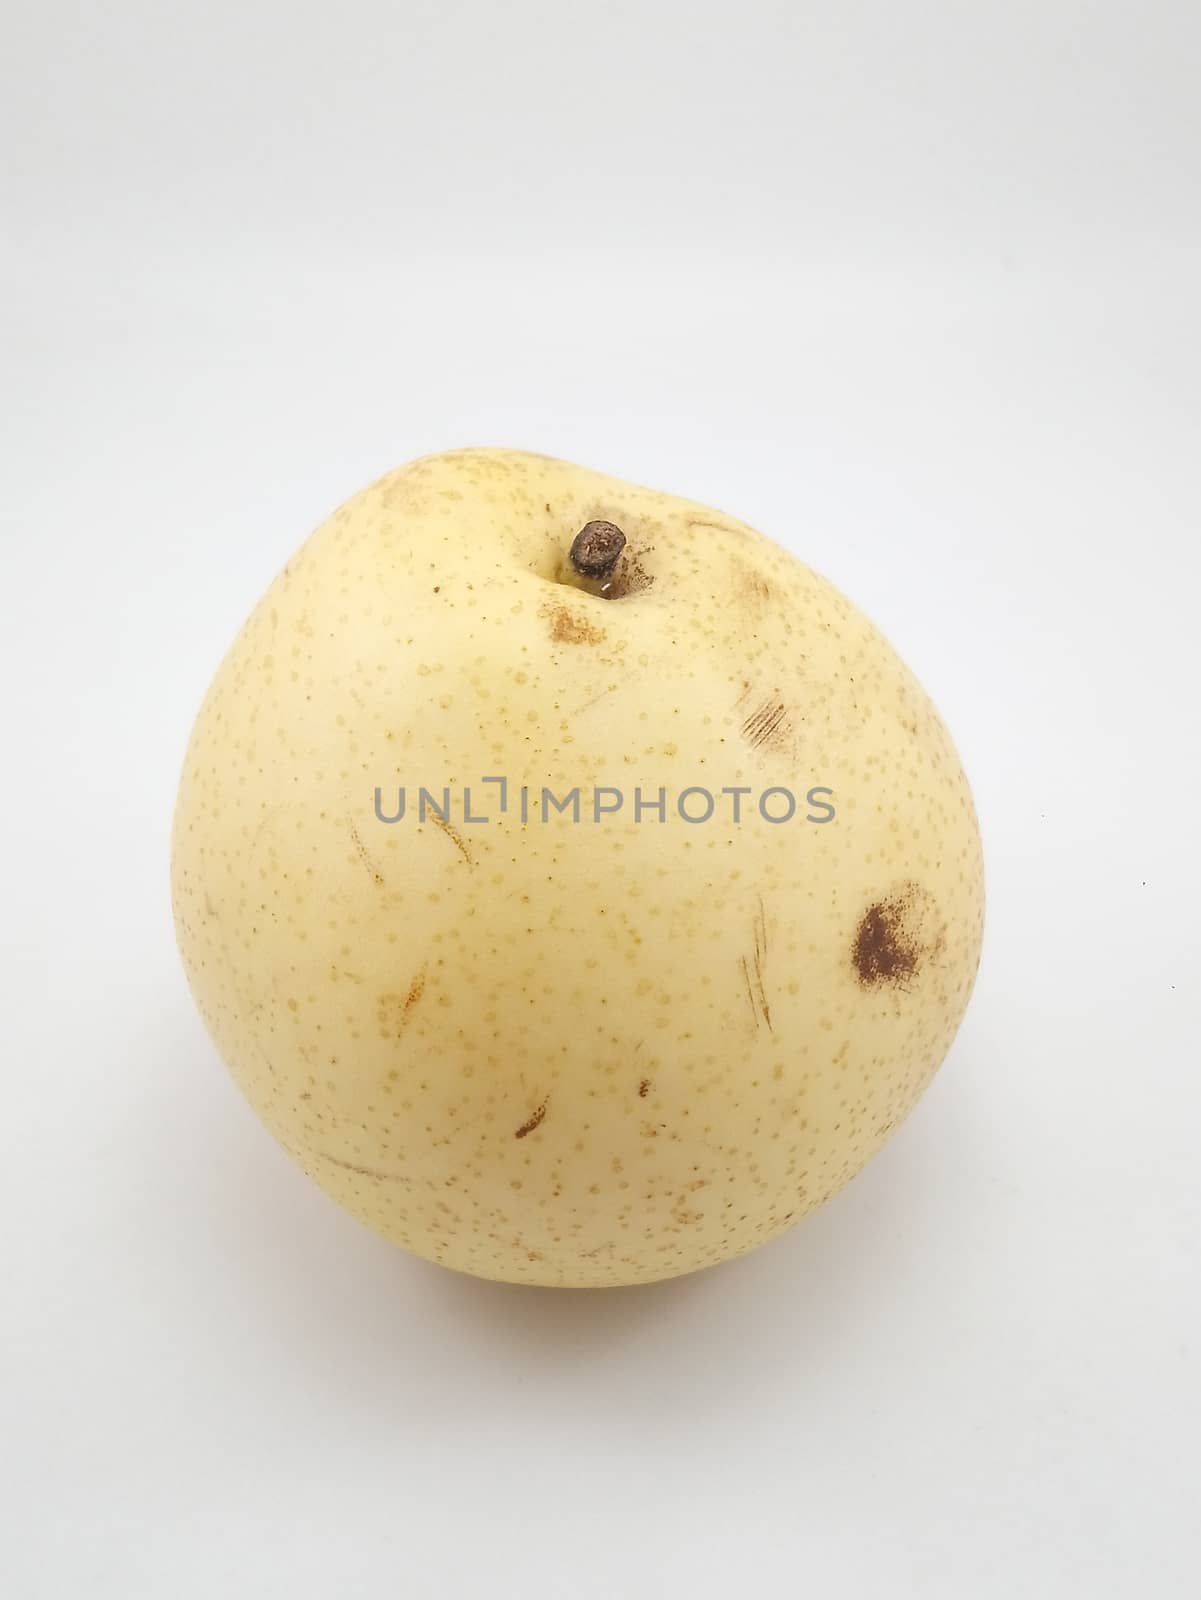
(172, 449, 983, 1286)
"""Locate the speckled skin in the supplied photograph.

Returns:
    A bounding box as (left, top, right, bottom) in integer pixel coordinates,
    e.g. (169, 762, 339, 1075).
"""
(171, 449, 984, 1286)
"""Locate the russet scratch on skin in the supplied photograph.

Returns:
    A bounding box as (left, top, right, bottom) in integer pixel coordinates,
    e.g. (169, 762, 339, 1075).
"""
(514, 1099, 548, 1139)
(741, 698, 790, 753)
(429, 811, 473, 865)
(740, 956, 758, 1025)
(686, 516, 746, 539)
(572, 682, 620, 716)
(572, 659, 649, 716)
(346, 817, 385, 886)
(741, 897, 773, 1031)
(403, 970, 426, 1015)
(427, 1101, 493, 1151)
(321, 1151, 408, 1182)
(377, 968, 428, 1038)
(754, 895, 768, 969)
(247, 801, 286, 861)
(730, 554, 773, 607)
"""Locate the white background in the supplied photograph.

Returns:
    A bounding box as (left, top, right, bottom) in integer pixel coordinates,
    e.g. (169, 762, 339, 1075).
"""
(3, 3, 1199, 1595)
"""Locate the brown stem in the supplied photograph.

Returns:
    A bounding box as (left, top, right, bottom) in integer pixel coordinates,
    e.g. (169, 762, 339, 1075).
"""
(569, 521, 626, 580)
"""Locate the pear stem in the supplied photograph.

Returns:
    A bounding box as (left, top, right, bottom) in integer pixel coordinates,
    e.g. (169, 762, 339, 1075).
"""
(569, 521, 626, 583)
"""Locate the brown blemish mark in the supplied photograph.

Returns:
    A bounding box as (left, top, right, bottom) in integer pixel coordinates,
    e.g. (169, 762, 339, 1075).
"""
(203, 892, 218, 919)
(429, 811, 473, 865)
(377, 968, 427, 1038)
(346, 818, 385, 886)
(853, 884, 940, 989)
(546, 604, 607, 646)
(638, 1077, 651, 1098)
(741, 697, 792, 754)
(514, 1099, 548, 1139)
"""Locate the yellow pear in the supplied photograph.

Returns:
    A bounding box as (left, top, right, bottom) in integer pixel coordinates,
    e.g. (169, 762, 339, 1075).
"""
(172, 449, 984, 1286)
